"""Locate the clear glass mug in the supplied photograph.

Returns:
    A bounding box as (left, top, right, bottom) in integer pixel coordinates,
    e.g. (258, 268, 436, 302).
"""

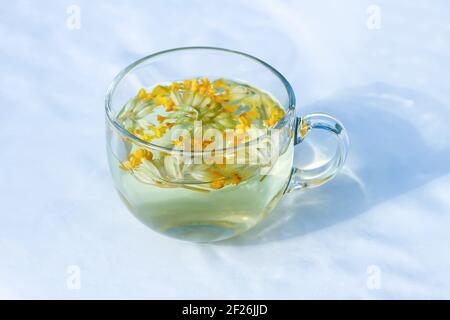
(105, 47, 349, 242)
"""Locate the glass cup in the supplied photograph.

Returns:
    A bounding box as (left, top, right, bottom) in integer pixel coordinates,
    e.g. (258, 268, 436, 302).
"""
(105, 47, 349, 242)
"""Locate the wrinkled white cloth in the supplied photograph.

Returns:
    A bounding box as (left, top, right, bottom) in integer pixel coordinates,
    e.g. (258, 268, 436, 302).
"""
(0, 0, 449, 299)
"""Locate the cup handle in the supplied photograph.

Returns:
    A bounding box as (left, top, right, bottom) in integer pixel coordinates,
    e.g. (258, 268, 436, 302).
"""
(284, 113, 349, 193)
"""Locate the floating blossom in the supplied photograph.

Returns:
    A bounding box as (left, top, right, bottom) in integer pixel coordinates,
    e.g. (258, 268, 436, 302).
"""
(120, 149, 153, 170)
(207, 165, 256, 189)
(118, 77, 286, 191)
(157, 115, 167, 123)
(264, 108, 284, 127)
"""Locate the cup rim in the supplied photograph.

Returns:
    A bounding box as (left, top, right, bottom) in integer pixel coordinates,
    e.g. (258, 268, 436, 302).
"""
(105, 46, 296, 154)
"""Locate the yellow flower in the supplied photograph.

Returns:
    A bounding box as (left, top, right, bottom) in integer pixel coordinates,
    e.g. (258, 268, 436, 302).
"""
(128, 127, 152, 142)
(172, 136, 184, 147)
(155, 96, 175, 112)
(264, 117, 277, 127)
(211, 180, 226, 189)
(201, 77, 210, 87)
(137, 88, 153, 102)
(198, 86, 206, 96)
(210, 168, 224, 179)
(300, 118, 309, 137)
(120, 78, 286, 189)
(157, 115, 167, 123)
(155, 96, 167, 105)
(213, 79, 227, 89)
(120, 161, 133, 170)
(245, 105, 260, 120)
(170, 82, 180, 91)
(152, 85, 169, 96)
(134, 149, 153, 160)
(120, 149, 153, 170)
(207, 87, 216, 97)
(239, 114, 251, 127)
(235, 114, 251, 133)
(209, 169, 243, 189)
(213, 89, 229, 103)
(264, 108, 284, 127)
(202, 139, 213, 149)
(191, 78, 199, 93)
(230, 173, 242, 185)
(210, 169, 226, 189)
(222, 103, 238, 113)
(137, 88, 147, 99)
(143, 93, 153, 102)
(149, 125, 167, 138)
(165, 101, 175, 112)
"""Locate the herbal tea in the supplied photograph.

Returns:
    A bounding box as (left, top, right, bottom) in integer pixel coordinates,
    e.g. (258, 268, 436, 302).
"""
(107, 78, 293, 241)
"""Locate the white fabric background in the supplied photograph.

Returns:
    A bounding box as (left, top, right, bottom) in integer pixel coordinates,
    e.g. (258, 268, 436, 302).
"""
(0, 0, 449, 299)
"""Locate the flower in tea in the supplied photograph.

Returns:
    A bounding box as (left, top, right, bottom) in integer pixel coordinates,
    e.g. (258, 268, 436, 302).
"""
(116, 77, 286, 190)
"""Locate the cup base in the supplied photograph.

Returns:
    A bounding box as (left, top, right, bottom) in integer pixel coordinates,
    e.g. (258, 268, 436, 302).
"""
(165, 223, 239, 243)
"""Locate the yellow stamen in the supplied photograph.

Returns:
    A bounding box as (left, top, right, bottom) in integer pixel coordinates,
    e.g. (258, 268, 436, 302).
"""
(213, 79, 226, 89)
(191, 78, 199, 93)
(165, 101, 175, 112)
(155, 96, 168, 106)
(246, 106, 260, 119)
(137, 88, 147, 99)
(300, 119, 309, 137)
(223, 103, 238, 113)
(231, 173, 241, 185)
(134, 149, 152, 160)
(170, 82, 180, 91)
(201, 78, 210, 87)
(120, 149, 153, 170)
(143, 93, 153, 102)
(172, 136, 184, 146)
(120, 161, 132, 170)
(236, 114, 252, 132)
(206, 87, 216, 97)
(152, 85, 168, 96)
(264, 118, 277, 127)
(148, 125, 167, 138)
(239, 114, 251, 127)
(157, 115, 167, 123)
(211, 180, 225, 189)
(202, 139, 213, 149)
(210, 168, 224, 179)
